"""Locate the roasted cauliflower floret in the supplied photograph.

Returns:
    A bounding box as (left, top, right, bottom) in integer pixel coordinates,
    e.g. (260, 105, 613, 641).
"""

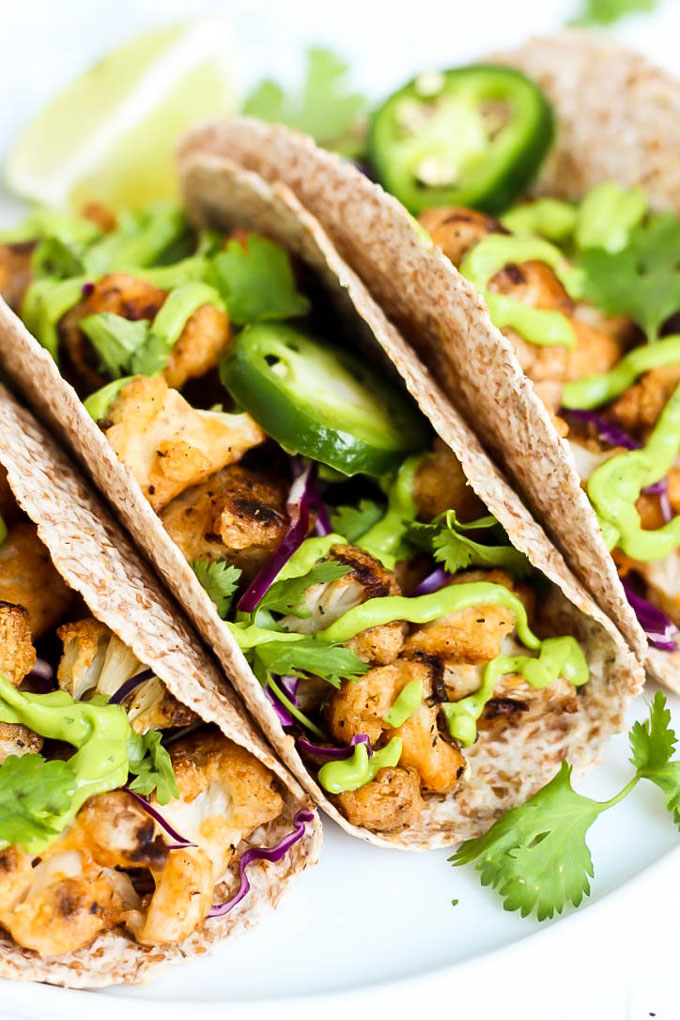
(57, 618, 198, 731)
(0, 603, 36, 685)
(0, 522, 72, 638)
(327, 659, 465, 795)
(0, 723, 43, 765)
(404, 569, 534, 665)
(418, 206, 503, 266)
(280, 544, 406, 666)
(0, 848, 138, 958)
(337, 767, 423, 832)
(60, 273, 167, 392)
(104, 376, 266, 511)
(129, 730, 284, 946)
(0, 241, 34, 311)
(608, 363, 680, 437)
(163, 302, 231, 390)
(161, 464, 289, 579)
(476, 667, 578, 734)
(51, 791, 169, 872)
(412, 438, 484, 522)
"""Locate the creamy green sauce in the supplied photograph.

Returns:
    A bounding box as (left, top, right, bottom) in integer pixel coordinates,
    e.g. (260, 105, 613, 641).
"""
(84, 376, 135, 421)
(22, 276, 88, 360)
(574, 182, 647, 254)
(459, 234, 583, 348)
(501, 199, 577, 242)
(442, 636, 588, 746)
(357, 454, 423, 568)
(276, 535, 347, 582)
(588, 382, 680, 561)
(0, 673, 133, 849)
(384, 679, 424, 728)
(317, 580, 540, 649)
(146, 282, 224, 359)
(562, 335, 680, 410)
(317, 737, 403, 794)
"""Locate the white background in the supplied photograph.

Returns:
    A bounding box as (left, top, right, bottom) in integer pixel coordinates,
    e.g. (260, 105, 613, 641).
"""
(2, 1, 680, 1018)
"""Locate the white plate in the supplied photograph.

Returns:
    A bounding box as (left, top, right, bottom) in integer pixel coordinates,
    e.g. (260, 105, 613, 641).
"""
(2, 2, 680, 1016)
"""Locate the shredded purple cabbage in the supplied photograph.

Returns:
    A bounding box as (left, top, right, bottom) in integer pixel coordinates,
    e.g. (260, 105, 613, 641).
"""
(622, 578, 679, 651)
(207, 808, 315, 918)
(123, 787, 196, 847)
(297, 733, 372, 760)
(264, 675, 300, 727)
(645, 478, 673, 523)
(26, 657, 55, 692)
(81, 281, 94, 296)
(238, 463, 316, 612)
(110, 668, 154, 705)
(411, 567, 451, 597)
(278, 675, 300, 701)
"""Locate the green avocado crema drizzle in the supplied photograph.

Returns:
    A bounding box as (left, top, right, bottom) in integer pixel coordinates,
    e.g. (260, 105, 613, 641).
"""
(0, 673, 135, 852)
(587, 383, 680, 561)
(562, 335, 680, 410)
(357, 454, 422, 568)
(459, 234, 584, 348)
(318, 738, 403, 795)
(442, 637, 589, 747)
(384, 679, 424, 728)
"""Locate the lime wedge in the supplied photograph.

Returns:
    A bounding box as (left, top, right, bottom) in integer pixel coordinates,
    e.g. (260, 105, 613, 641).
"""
(4, 17, 238, 211)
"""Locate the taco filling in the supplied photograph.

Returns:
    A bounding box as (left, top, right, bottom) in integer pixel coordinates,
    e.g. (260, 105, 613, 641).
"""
(0, 206, 600, 835)
(0, 469, 309, 958)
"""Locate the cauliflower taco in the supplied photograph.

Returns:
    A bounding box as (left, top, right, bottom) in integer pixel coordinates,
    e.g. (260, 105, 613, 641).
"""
(0, 385, 319, 987)
(177, 33, 680, 692)
(0, 148, 640, 848)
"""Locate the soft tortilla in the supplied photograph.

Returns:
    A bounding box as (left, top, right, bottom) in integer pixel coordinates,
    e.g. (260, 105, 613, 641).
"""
(0, 154, 642, 849)
(0, 386, 321, 988)
(177, 65, 680, 689)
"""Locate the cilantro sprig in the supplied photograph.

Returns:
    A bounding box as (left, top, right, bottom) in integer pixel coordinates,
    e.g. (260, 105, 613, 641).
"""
(252, 636, 368, 690)
(330, 499, 384, 542)
(244, 47, 367, 157)
(208, 233, 310, 326)
(451, 692, 680, 920)
(408, 510, 532, 578)
(0, 755, 78, 853)
(570, 0, 658, 26)
(127, 730, 178, 805)
(192, 559, 242, 619)
(579, 213, 680, 341)
(255, 561, 351, 618)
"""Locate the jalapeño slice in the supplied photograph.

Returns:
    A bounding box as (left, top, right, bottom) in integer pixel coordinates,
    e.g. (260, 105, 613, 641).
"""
(370, 65, 553, 216)
(220, 323, 429, 476)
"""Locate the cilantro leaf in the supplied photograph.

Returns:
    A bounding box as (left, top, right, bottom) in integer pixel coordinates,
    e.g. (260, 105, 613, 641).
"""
(208, 234, 310, 326)
(330, 499, 384, 542)
(192, 560, 242, 619)
(128, 731, 178, 805)
(408, 510, 532, 578)
(0, 754, 78, 853)
(32, 235, 87, 278)
(579, 214, 680, 340)
(256, 561, 350, 617)
(630, 690, 680, 825)
(451, 761, 601, 920)
(80, 312, 149, 378)
(252, 636, 369, 688)
(570, 0, 657, 25)
(244, 47, 367, 157)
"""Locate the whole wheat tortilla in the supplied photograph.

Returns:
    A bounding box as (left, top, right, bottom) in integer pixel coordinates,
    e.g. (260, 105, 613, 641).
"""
(0, 154, 642, 850)
(0, 386, 321, 988)
(177, 52, 680, 689)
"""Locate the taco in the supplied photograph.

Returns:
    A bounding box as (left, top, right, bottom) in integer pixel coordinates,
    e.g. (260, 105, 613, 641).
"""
(0, 384, 320, 987)
(176, 32, 680, 690)
(0, 150, 640, 848)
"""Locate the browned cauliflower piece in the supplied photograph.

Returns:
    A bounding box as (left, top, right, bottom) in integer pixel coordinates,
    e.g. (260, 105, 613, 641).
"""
(281, 544, 406, 667)
(0, 522, 72, 638)
(0, 242, 34, 311)
(163, 302, 231, 390)
(327, 658, 465, 795)
(161, 464, 289, 579)
(412, 438, 484, 523)
(418, 206, 503, 266)
(104, 376, 265, 511)
(53, 790, 168, 872)
(57, 618, 198, 732)
(608, 363, 680, 437)
(0, 603, 36, 686)
(337, 767, 423, 832)
(0, 723, 43, 765)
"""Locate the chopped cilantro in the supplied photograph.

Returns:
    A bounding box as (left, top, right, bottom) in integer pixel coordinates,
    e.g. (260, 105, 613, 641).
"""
(451, 692, 680, 919)
(0, 755, 78, 853)
(408, 510, 532, 578)
(252, 636, 368, 689)
(208, 234, 310, 326)
(192, 560, 242, 619)
(255, 560, 351, 617)
(80, 312, 149, 378)
(330, 499, 384, 542)
(127, 730, 178, 805)
(244, 47, 367, 157)
(579, 213, 680, 340)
